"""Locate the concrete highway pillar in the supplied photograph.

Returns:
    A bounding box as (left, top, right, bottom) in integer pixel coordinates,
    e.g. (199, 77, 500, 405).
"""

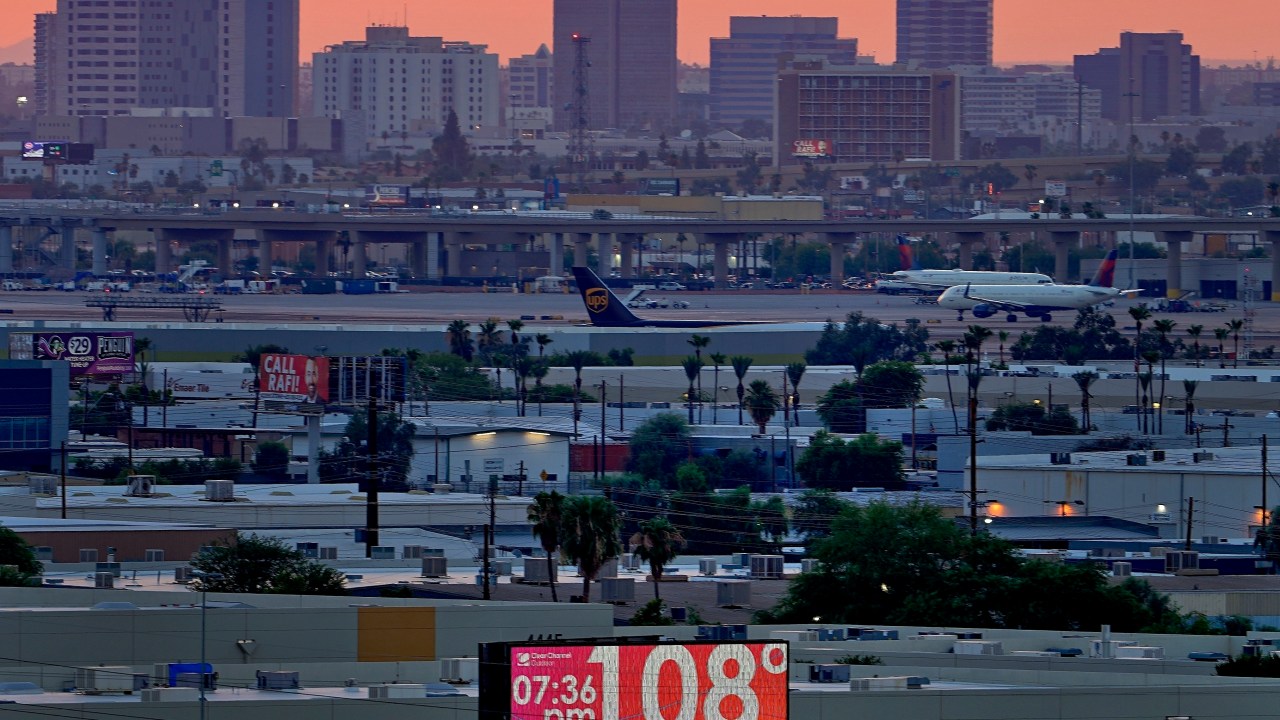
(548, 233, 564, 276)
(60, 228, 75, 273)
(446, 233, 462, 277)
(825, 232, 855, 283)
(1268, 230, 1280, 301)
(411, 238, 428, 278)
(619, 236, 634, 279)
(1161, 231, 1190, 298)
(155, 232, 173, 275)
(574, 232, 591, 268)
(954, 231, 983, 270)
(1049, 230, 1078, 283)
(0, 226, 11, 274)
(711, 237, 731, 289)
(257, 237, 274, 275)
(315, 235, 332, 277)
(91, 228, 108, 276)
(216, 236, 233, 278)
(597, 233, 613, 276)
(351, 233, 368, 279)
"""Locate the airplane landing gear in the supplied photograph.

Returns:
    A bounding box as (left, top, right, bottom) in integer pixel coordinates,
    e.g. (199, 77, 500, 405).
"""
(1006, 314, 1018, 322)
(1040, 314, 1053, 322)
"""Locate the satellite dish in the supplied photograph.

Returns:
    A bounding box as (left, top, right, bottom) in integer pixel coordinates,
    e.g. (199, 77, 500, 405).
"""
(680, 130, 692, 139)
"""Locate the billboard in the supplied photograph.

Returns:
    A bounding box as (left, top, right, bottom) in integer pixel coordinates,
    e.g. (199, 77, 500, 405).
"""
(1044, 180, 1067, 198)
(331, 356, 408, 404)
(365, 184, 411, 206)
(480, 640, 788, 720)
(27, 332, 134, 376)
(259, 354, 330, 410)
(791, 139, 831, 158)
(22, 141, 68, 161)
(641, 178, 681, 196)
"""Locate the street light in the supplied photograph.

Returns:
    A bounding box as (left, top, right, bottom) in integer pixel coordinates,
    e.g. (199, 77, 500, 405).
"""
(190, 571, 223, 720)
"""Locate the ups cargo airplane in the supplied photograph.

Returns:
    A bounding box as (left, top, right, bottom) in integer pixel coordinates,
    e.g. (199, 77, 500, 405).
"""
(572, 266, 769, 328)
(938, 249, 1139, 322)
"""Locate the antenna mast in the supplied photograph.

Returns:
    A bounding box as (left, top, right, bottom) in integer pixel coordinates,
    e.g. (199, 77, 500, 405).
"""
(570, 33, 593, 192)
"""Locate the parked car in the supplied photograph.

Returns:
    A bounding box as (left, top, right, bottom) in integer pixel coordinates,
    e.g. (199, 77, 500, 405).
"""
(657, 282, 686, 291)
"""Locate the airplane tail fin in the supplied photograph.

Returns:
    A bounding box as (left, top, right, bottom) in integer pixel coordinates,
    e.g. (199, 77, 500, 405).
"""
(1088, 249, 1119, 288)
(896, 235, 918, 271)
(571, 266, 641, 327)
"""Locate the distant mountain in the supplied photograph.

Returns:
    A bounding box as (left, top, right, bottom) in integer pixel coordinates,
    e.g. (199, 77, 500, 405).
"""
(0, 38, 33, 66)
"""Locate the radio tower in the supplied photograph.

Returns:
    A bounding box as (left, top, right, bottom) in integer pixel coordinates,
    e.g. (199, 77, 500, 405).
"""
(569, 33, 593, 192)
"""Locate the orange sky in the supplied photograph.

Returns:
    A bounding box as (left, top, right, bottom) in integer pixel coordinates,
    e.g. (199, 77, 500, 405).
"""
(5, 0, 1278, 66)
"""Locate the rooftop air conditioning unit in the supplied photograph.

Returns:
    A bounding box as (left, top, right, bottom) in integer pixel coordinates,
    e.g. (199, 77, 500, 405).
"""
(439, 657, 478, 683)
(1201, 536, 1224, 545)
(801, 559, 820, 573)
(28, 476, 57, 495)
(174, 566, 193, 583)
(1151, 450, 1166, 462)
(75, 667, 147, 694)
(318, 547, 338, 560)
(954, 640, 1004, 655)
(749, 554, 784, 579)
(1165, 550, 1200, 573)
(1115, 646, 1164, 660)
(256, 670, 300, 690)
(79, 548, 99, 563)
(144, 549, 165, 562)
(433, 483, 452, 494)
(809, 664, 852, 683)
(1050, 452, 1072, 465)
(94, 572, 114, 589)
(403, 546, 425, 559)
(493, 559, 512, 576)
(623, 553, 641, 571)
(370, 546, 396, 560)
(1126, 454, 1148, 466)
(716, 580, 751, 608)
(1112, 562, 1132, 577)
(421, 556, 448, 578)
(126, 475, 156, 497)
(370, 684, 426, 699)
(523, 557, 556, 584)
(595, 558, 619, 579)
(296, 542, 319, 558)
(1193, 451, 1215, 463)
(204, 479, 234, 502)
(599, 577, 635, 603)
(699, 558, 718, 576)
(141, 687, 199, 702)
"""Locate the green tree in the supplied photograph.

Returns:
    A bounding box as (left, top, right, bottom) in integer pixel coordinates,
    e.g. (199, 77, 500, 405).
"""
(1228, 318, 1245, 368)
(432, 109, 472, 181)
(628, 413, 693, 487)
(859, 361, 924, 410)
(253, 440, 290, 477)
(631, 517, 686, 600)
(233, 343, 291, 370)
(986, 402, 1080, 435)
(814, 380, 863, 433)
(446, 320, 473, 361)
(795, 431, 905, 490)
(694, 140, 711, 170)
(560, 495, 622, 603)
(681, 356, 704, 424)
(708, 352, 727, 425)
(527, 490, 566, 602)
(784, 362, 806, 425)
(190, 533, 346, 595)
(0, 527, 42, 586)
(1073, 371, 1099, 432)
(805, 312, 929, 366)
(792, 489, 850, 543)
(318, 411, 416, 491)
(744, 379, 780, 434)
(566, 350, 592, 432)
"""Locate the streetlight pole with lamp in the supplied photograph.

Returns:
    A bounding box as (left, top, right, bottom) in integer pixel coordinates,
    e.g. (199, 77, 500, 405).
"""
(190, 571, 223, 720)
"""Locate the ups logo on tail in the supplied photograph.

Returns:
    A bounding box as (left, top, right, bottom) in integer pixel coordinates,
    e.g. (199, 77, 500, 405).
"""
(585, 288, 609, 313)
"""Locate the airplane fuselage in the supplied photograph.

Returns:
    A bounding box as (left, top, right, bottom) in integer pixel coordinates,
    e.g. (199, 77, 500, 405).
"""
(893, 269, 1053, 286)
(938, 283, 1123, 317)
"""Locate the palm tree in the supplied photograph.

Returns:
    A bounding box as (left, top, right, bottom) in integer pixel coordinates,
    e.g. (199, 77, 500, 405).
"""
(731, 355, 753, 426)
(535, 333, 553, 358)
(530, 361, 549, 417)
(1213, 327, 1230, 369)
(1141, 350, 1161, 435)
(936, 340, 960, 433)
(513, 356, 534, 417)
(1183, 379, 1199, 435)
(1227, 318, 1245, 368)
(688, 335, 710, 421)
(526, 490, 566, 602)
(566, 350, 592, 434)
(477, 318, 503, 397)
(630, 517, 685, 600)
(446, 320, 473, 361)
(559, 495, 622, 604)
(1187, 324, 1204, 368)
(507, 318, 525, 347)
(1128, 306, 1152, 430)
(1072, 371, 1098, 433)
(997, 331, 1009, 367)
(708, 352, 727, 425)
(681, 356, 703, 424)
(785, 362, 806, 425)
(744, 379, 781, 435)
(1153, 319, 1176, 434)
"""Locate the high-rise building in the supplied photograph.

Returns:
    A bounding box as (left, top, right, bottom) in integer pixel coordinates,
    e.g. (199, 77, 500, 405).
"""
(509, 44, 554, 111)
(897, 0, 993, 69)
(710, 16, 858, 128)
(313, 27, 499, 147)
(1074, 32, 1200, 122)
(775, 58, 960, 165)
(33, 0, 298, 118)
(552, 0, 677, 131)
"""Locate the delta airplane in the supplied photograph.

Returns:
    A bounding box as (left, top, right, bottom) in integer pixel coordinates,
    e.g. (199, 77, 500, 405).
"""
(875, 236, 1053, 294)
(938, 249, 1138, 322)
(571, 266, 769, 328)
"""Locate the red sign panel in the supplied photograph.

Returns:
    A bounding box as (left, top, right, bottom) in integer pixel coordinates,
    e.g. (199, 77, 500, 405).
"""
(258, 354, 329, 405)
(508, 642, 788, 720)
(791, 139, 831, 158)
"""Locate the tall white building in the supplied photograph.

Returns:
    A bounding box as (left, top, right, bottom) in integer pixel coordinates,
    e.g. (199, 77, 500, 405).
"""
(960, 68, 1101, 139)
(313, 27, 499, 148)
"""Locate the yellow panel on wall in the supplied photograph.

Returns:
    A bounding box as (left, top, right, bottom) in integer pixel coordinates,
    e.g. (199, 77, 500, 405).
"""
(357, 607, 437, 662)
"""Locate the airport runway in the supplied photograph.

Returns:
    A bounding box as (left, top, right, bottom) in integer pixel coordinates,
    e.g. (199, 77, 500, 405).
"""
(1, 286, 1270, 344)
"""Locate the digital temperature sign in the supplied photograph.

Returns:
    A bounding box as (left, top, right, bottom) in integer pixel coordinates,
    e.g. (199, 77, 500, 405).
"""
(480, 640, 789, 720)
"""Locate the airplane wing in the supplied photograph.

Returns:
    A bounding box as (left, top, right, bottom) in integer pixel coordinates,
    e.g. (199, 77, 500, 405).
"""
(1117, 289, 1142, 297)
(961, 285, 1031, 312)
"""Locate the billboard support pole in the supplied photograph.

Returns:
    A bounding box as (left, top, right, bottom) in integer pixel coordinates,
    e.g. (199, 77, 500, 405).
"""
(306, 415, 320, 484)
(365, 388, 379, 558)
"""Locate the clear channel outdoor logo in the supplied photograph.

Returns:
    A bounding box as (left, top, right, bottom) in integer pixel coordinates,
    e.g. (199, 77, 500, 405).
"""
(585, 288, 608, 313)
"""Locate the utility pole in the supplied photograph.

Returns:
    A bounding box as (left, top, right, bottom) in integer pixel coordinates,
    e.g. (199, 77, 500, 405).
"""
(517, 460, 525, 497)
(969, 394, 979, 536)
(1184, 496, 1195, 551)
(1263, 435, 1270, 530)
(364, 386, 379, 558)
(599, 379, 607, 476)
(483, 476, 495, 600)
(60, 440, 67, 520)
(618, 374, 624, 431)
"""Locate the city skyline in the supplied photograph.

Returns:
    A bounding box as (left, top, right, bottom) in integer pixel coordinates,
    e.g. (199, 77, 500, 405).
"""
(4, 0, 1280, 67)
